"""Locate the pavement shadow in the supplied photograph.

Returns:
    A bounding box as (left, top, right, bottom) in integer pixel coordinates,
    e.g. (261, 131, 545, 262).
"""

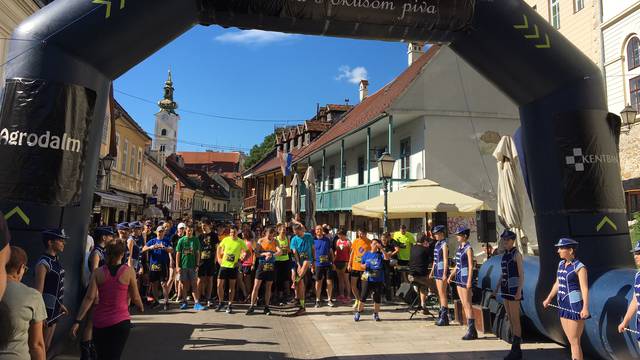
(121, 321, 280, 359)
(325, 349, 570, 360)
(122, 347, 568, 360)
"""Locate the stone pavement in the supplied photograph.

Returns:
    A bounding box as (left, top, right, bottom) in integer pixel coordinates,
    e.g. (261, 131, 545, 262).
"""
(113, 301, 567, 360)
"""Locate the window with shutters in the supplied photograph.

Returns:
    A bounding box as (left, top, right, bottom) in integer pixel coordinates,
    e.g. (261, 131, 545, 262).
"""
(627, 37, 640, 71)
(122, 140, 128, 171)
(400, 138, 411, 179)
(550, 0, 560, 29)
(630, 76, 640, 112)
(573, 0, 583, 13)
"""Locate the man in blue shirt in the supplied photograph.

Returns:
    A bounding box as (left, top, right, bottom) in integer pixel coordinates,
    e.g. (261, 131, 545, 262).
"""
(142, 226, 173, 310)
(313, 225, 335, 308)
(290, 224, 315, 316)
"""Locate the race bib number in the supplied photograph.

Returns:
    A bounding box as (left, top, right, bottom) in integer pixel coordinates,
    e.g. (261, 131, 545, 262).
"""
(225, 254, 236, 263)
(299, 252, 309, 261)
(151, 264, 161, 271)
(319, 255, 329, 264)
(369, 270, 380, 279)
(361, 271, 370, 281)
(201, 250, 211, 260)
(263, 263, 274, 271)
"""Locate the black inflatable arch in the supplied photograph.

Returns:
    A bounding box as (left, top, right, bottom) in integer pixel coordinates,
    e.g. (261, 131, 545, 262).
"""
(0, 0, 635, 358)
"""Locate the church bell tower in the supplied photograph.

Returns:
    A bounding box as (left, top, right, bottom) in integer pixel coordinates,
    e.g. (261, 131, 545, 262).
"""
(152, 69, 180, 157)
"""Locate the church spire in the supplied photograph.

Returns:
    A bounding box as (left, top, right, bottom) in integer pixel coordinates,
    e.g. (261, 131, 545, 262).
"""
(158, 68, 178, 114)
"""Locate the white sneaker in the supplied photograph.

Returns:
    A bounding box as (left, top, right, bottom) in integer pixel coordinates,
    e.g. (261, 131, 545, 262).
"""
(328, 300, 336, 307)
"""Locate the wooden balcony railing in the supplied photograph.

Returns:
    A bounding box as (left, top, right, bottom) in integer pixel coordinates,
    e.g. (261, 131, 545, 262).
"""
(243, 195, 257, 209)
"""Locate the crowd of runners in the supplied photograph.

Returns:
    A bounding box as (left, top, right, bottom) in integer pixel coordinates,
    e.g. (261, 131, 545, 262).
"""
(2, 213, 640, 360)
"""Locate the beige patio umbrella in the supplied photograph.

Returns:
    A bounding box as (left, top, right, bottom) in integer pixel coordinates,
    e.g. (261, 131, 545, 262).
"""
(290, 173, 301, 221)
(303, 166, 317, 228)
(269, 189, 276, 224)
(274, 184, 287, 225)
(493, 135, 529, 255)
(352, 179, 488, 218)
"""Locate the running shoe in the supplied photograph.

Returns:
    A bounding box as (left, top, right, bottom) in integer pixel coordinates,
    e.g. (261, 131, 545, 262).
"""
(264, 307, 271, 315)
(180, 302, 188, 310)
(163, 302, 169, 311)
(226, 304, 233, 314)
(293, 307, 306, 316)
(246, 306, 255, 315)
(354, 312, 361, 322)
(373, 313, 381, 321)
(315, 300, 322, 308)
(215, 303, 225, 312)
(193, 303, 206, 311)
(328, 300, 336, 308)
(207, 300, 214, 307)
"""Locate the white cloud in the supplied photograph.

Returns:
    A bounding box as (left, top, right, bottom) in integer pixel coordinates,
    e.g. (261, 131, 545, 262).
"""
(336, 65, 368, 84)
(215, 30, 295, 45)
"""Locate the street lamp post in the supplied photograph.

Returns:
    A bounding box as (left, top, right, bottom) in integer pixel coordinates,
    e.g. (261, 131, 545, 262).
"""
(620, 104, 638, 134)
(377, 152, 395, 233)
(101, 155, 115, 190)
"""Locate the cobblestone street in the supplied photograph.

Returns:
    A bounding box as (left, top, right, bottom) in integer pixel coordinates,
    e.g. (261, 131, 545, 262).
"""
(118, 303, 566, 360)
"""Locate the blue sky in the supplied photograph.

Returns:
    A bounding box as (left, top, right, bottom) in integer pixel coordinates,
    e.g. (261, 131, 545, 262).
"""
(114, 25, 410, 153)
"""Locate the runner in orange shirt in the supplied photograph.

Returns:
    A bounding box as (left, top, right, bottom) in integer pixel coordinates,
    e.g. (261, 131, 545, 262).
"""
(347, 228, 371, 309)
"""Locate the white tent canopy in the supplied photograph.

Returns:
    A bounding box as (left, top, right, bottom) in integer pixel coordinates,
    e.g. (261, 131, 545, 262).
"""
(351, 179, 489, 219)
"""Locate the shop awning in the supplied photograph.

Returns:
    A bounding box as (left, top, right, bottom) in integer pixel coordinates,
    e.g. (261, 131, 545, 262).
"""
(143, 206, 164, 218)
(95, 191, 129, 209)
(112, 190, 144, 206)
(351, 179, 490, 219)
(193, 211, 233, 222)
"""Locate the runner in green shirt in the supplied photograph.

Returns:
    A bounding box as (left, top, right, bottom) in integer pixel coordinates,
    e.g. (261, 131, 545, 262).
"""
(393, 224, 415, 282)
(215, 227, 248, 313)
(176, 224, 204, 310)
(274, 224, 292, 305)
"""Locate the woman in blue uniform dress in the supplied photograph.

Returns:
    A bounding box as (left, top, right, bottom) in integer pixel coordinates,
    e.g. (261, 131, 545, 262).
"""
(618, 241, 640, 341)
(116, 222, 131, 265)
(543, 238, 590, 360)
(428, 225, 449, 326)
(448, 226, 477, 340)
(35, 229, 69, 351)
(499, 229, 524, 360)
(127, 221, 144, 271)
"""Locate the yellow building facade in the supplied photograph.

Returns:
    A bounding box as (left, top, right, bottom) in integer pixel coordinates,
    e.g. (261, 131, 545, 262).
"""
(0, 0, 42, 79)
(523, 0, 603, 67)
(99, 102, 151, 223)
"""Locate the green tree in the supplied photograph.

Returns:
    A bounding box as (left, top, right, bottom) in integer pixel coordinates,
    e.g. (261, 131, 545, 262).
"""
(244, 133, 276, 169)
(631, 212, 640, 247)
